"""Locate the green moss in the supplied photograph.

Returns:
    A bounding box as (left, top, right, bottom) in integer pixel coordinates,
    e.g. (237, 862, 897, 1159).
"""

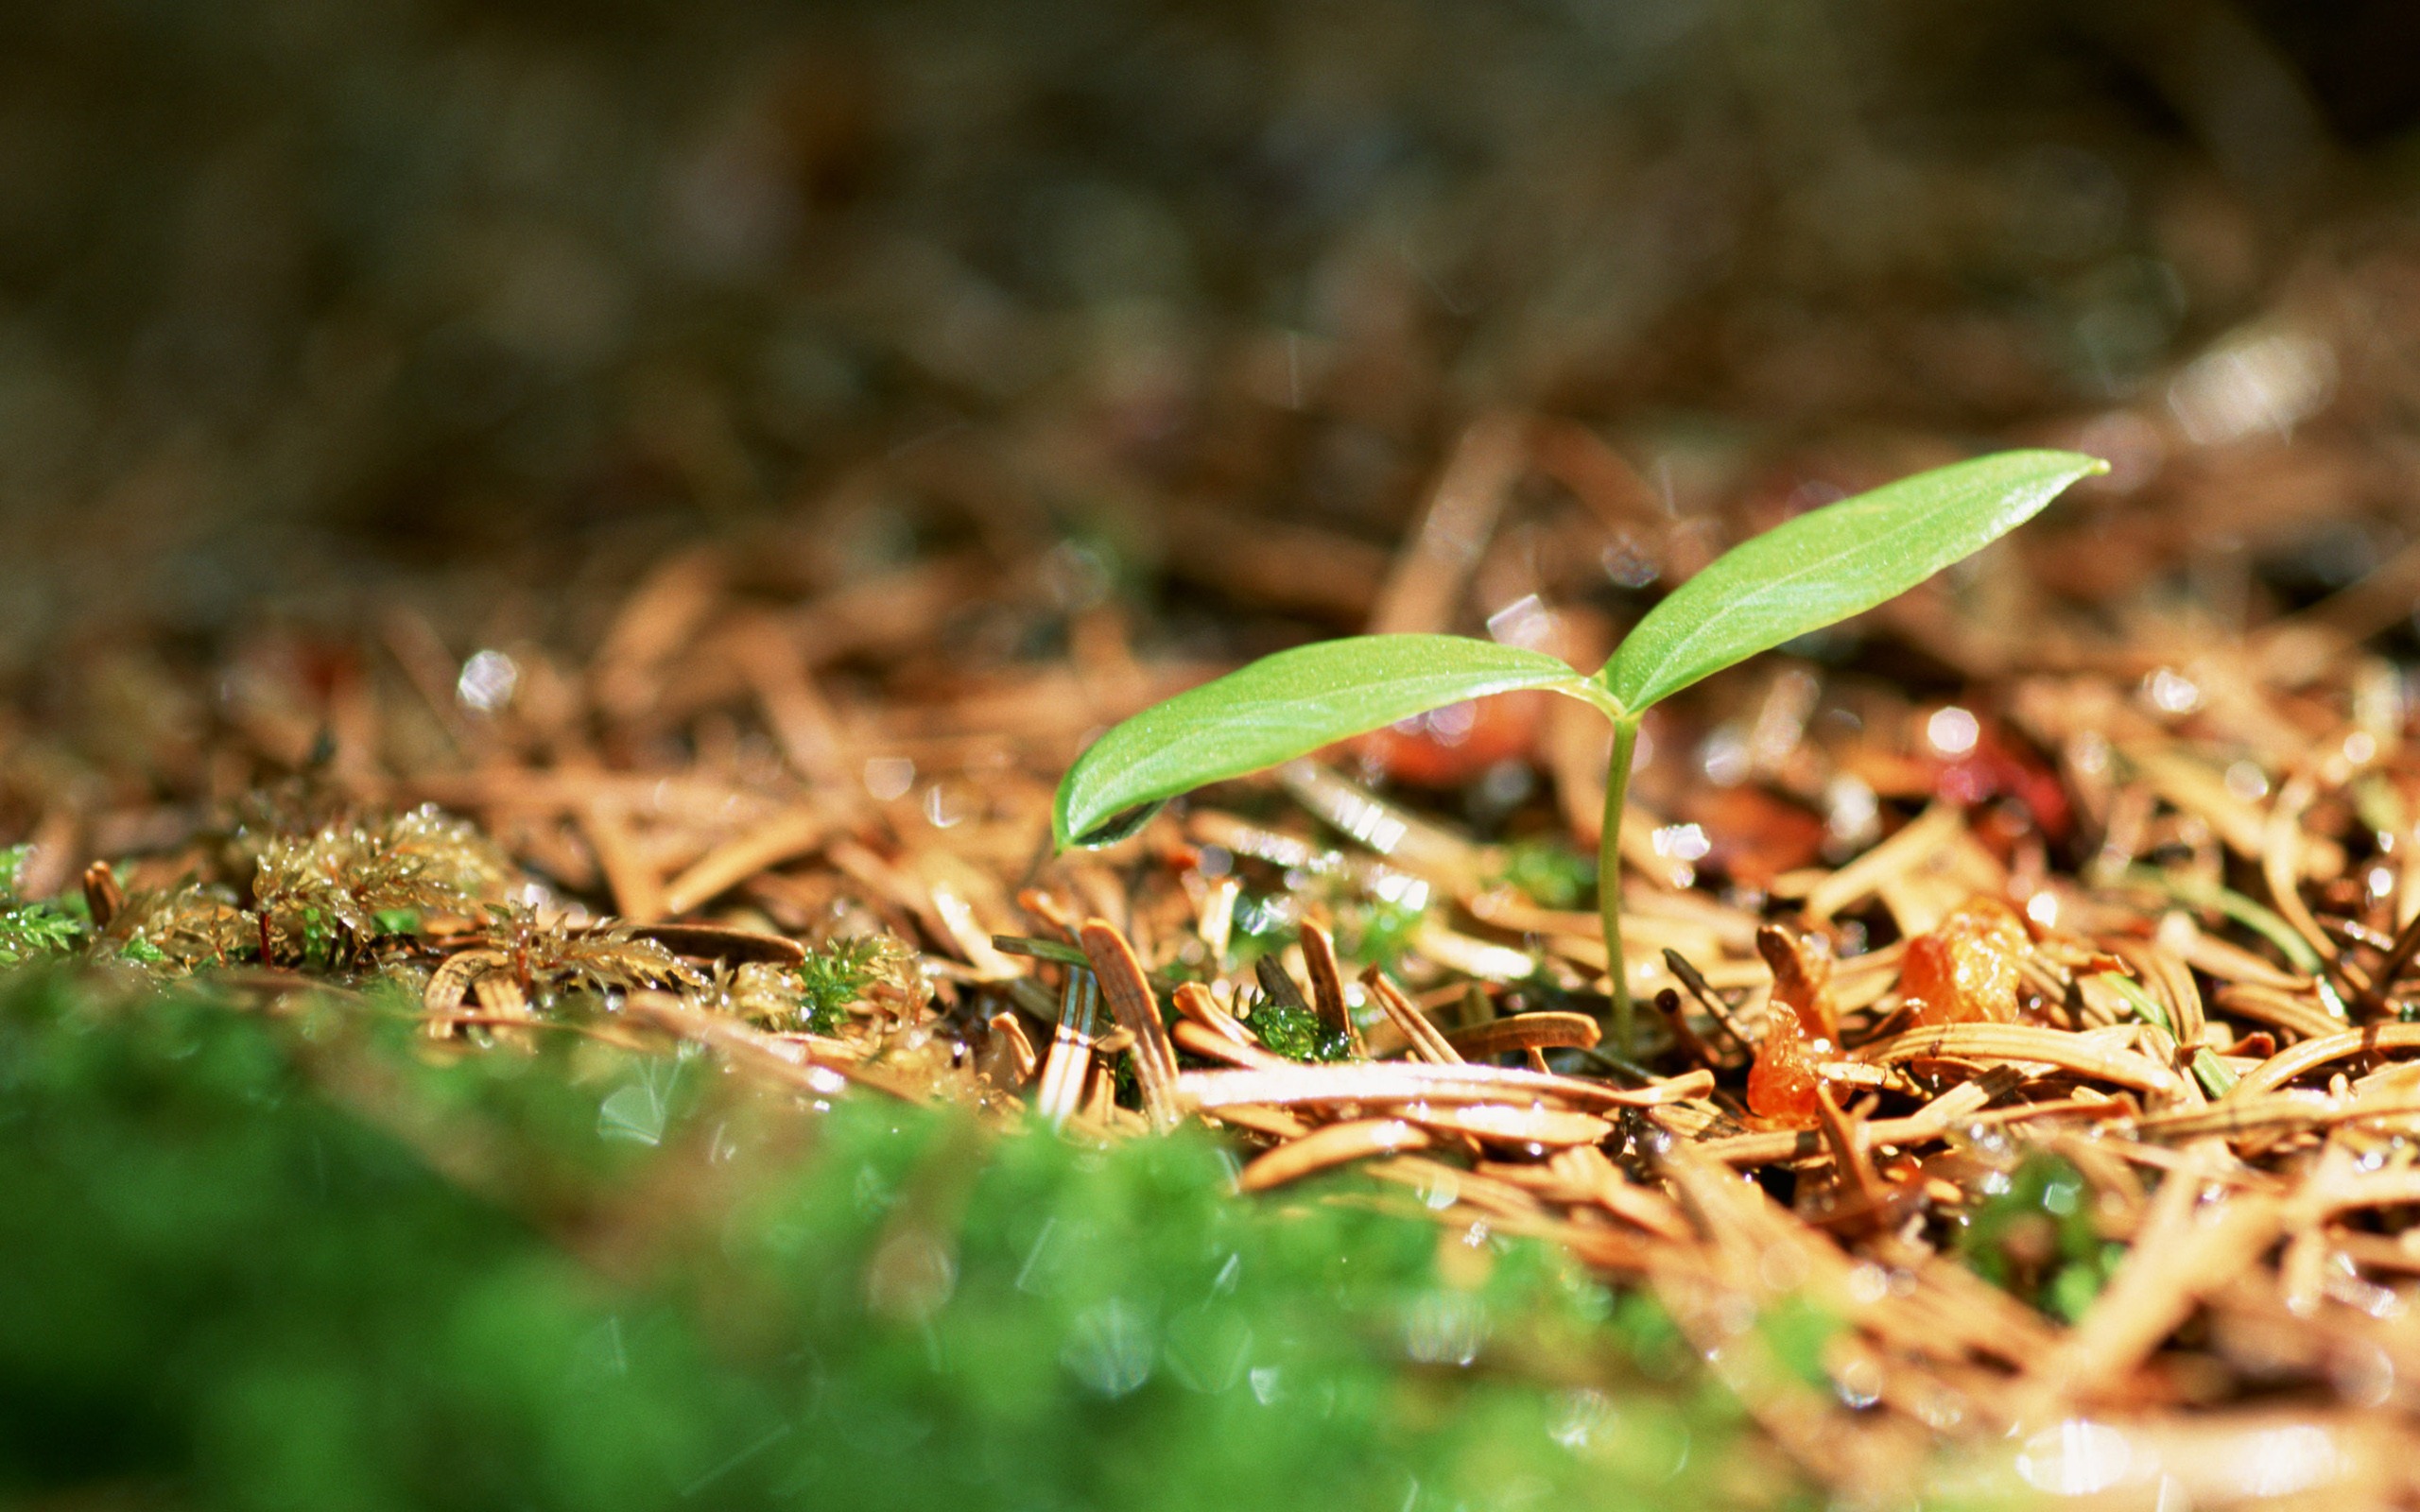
(1245, 995, 1352, 1063)
(0, 847, 84, 966)
(1219, 884, 1421, 981)
(1244, 956, 1351, 1063)
(1491, 840, 1598, 911)
(1332, 895, 1423, 974)
(0, 971, 1780, 1510)
(1957, 1154, 2124, 1323)
(795, 934, 911, 1035)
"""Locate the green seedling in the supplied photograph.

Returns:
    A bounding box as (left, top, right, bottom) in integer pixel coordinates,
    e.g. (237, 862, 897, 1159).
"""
(1053, 450, 2104, 1050)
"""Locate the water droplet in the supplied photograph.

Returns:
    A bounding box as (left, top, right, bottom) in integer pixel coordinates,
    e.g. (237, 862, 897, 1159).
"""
(1416, 1168, 1461, 1211)
(2144, 667, 2202, 715)
(1651, 823, 1710, 862)
(2017, 1419, 2138, 1495)
(1602, 536, 1660, 589)
(2213, 1424, 2343, 1498)
(1163, 1304, 1252, 1394)
(1700, 727, 1751, 786)
(2223, 760, 2269, 801)
(1845, 1263, 1891, 1307)
(1211, 1252, 1242, 1294)
(1825, 774, 1879, 850)
(457, 649, 519, 713)
(597, 1067, 674, 1145)
(862, 756, 915, 801)
(1926, 706, 1979, 756)
(1832, 1356, 1882, 1410)
(1547, 1387, 1616, 1451)
(1484, 593, 1552, 648)
(1062, 1299, 1154, 1398)
(1403, 1291, 1490, 1366)
(864, 1229, 956, 1321)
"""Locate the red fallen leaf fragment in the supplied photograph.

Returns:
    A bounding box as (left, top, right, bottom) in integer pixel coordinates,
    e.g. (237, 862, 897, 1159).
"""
(1351, 689, 1545, 788)
(1922, 713, 2071, 844)
(1678, 785, 1826, 890)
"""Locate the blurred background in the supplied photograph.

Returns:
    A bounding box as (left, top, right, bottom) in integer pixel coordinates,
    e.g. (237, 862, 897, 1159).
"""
(9, 0, 2420, 870)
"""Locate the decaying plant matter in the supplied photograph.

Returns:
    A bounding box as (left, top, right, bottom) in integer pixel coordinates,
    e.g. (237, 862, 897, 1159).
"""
(252, 806, 513, 965)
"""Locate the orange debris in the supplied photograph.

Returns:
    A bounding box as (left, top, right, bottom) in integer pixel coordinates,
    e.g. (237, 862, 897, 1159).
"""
(1747, 925, 1836, 1122)
(1900, 896, 2030, 1027)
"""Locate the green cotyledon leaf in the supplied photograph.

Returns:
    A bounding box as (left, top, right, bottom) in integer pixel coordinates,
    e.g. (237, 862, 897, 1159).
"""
(1596, 450, 2106, 714)
(1053, 634, 1606, 849)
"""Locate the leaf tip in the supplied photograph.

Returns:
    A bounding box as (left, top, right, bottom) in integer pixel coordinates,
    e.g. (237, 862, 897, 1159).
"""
(2004, 447, 2110, 486)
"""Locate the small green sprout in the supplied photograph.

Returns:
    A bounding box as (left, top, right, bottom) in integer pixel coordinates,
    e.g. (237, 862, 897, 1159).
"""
(1960, 1154, 2124, 1322)
(1052, 450, 2104, 1049)
(1246, 995, 1349, 1061)
(796, 933, 910, 1035)
(0, 844, 84, 965)
(2097, 970, 2238, 1098)
(1246, 956, 1352, 1062)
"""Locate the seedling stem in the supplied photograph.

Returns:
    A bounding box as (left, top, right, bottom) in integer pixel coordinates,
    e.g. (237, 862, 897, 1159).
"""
(1601, 717, 1640, 1053)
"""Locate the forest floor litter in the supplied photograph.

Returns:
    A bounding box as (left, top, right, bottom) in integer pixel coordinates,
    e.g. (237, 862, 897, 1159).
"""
(21, 292, 2420, 1503)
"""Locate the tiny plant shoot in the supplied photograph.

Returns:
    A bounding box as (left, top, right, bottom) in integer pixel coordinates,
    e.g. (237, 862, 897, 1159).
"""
(1052, 449, 2106, 1051)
